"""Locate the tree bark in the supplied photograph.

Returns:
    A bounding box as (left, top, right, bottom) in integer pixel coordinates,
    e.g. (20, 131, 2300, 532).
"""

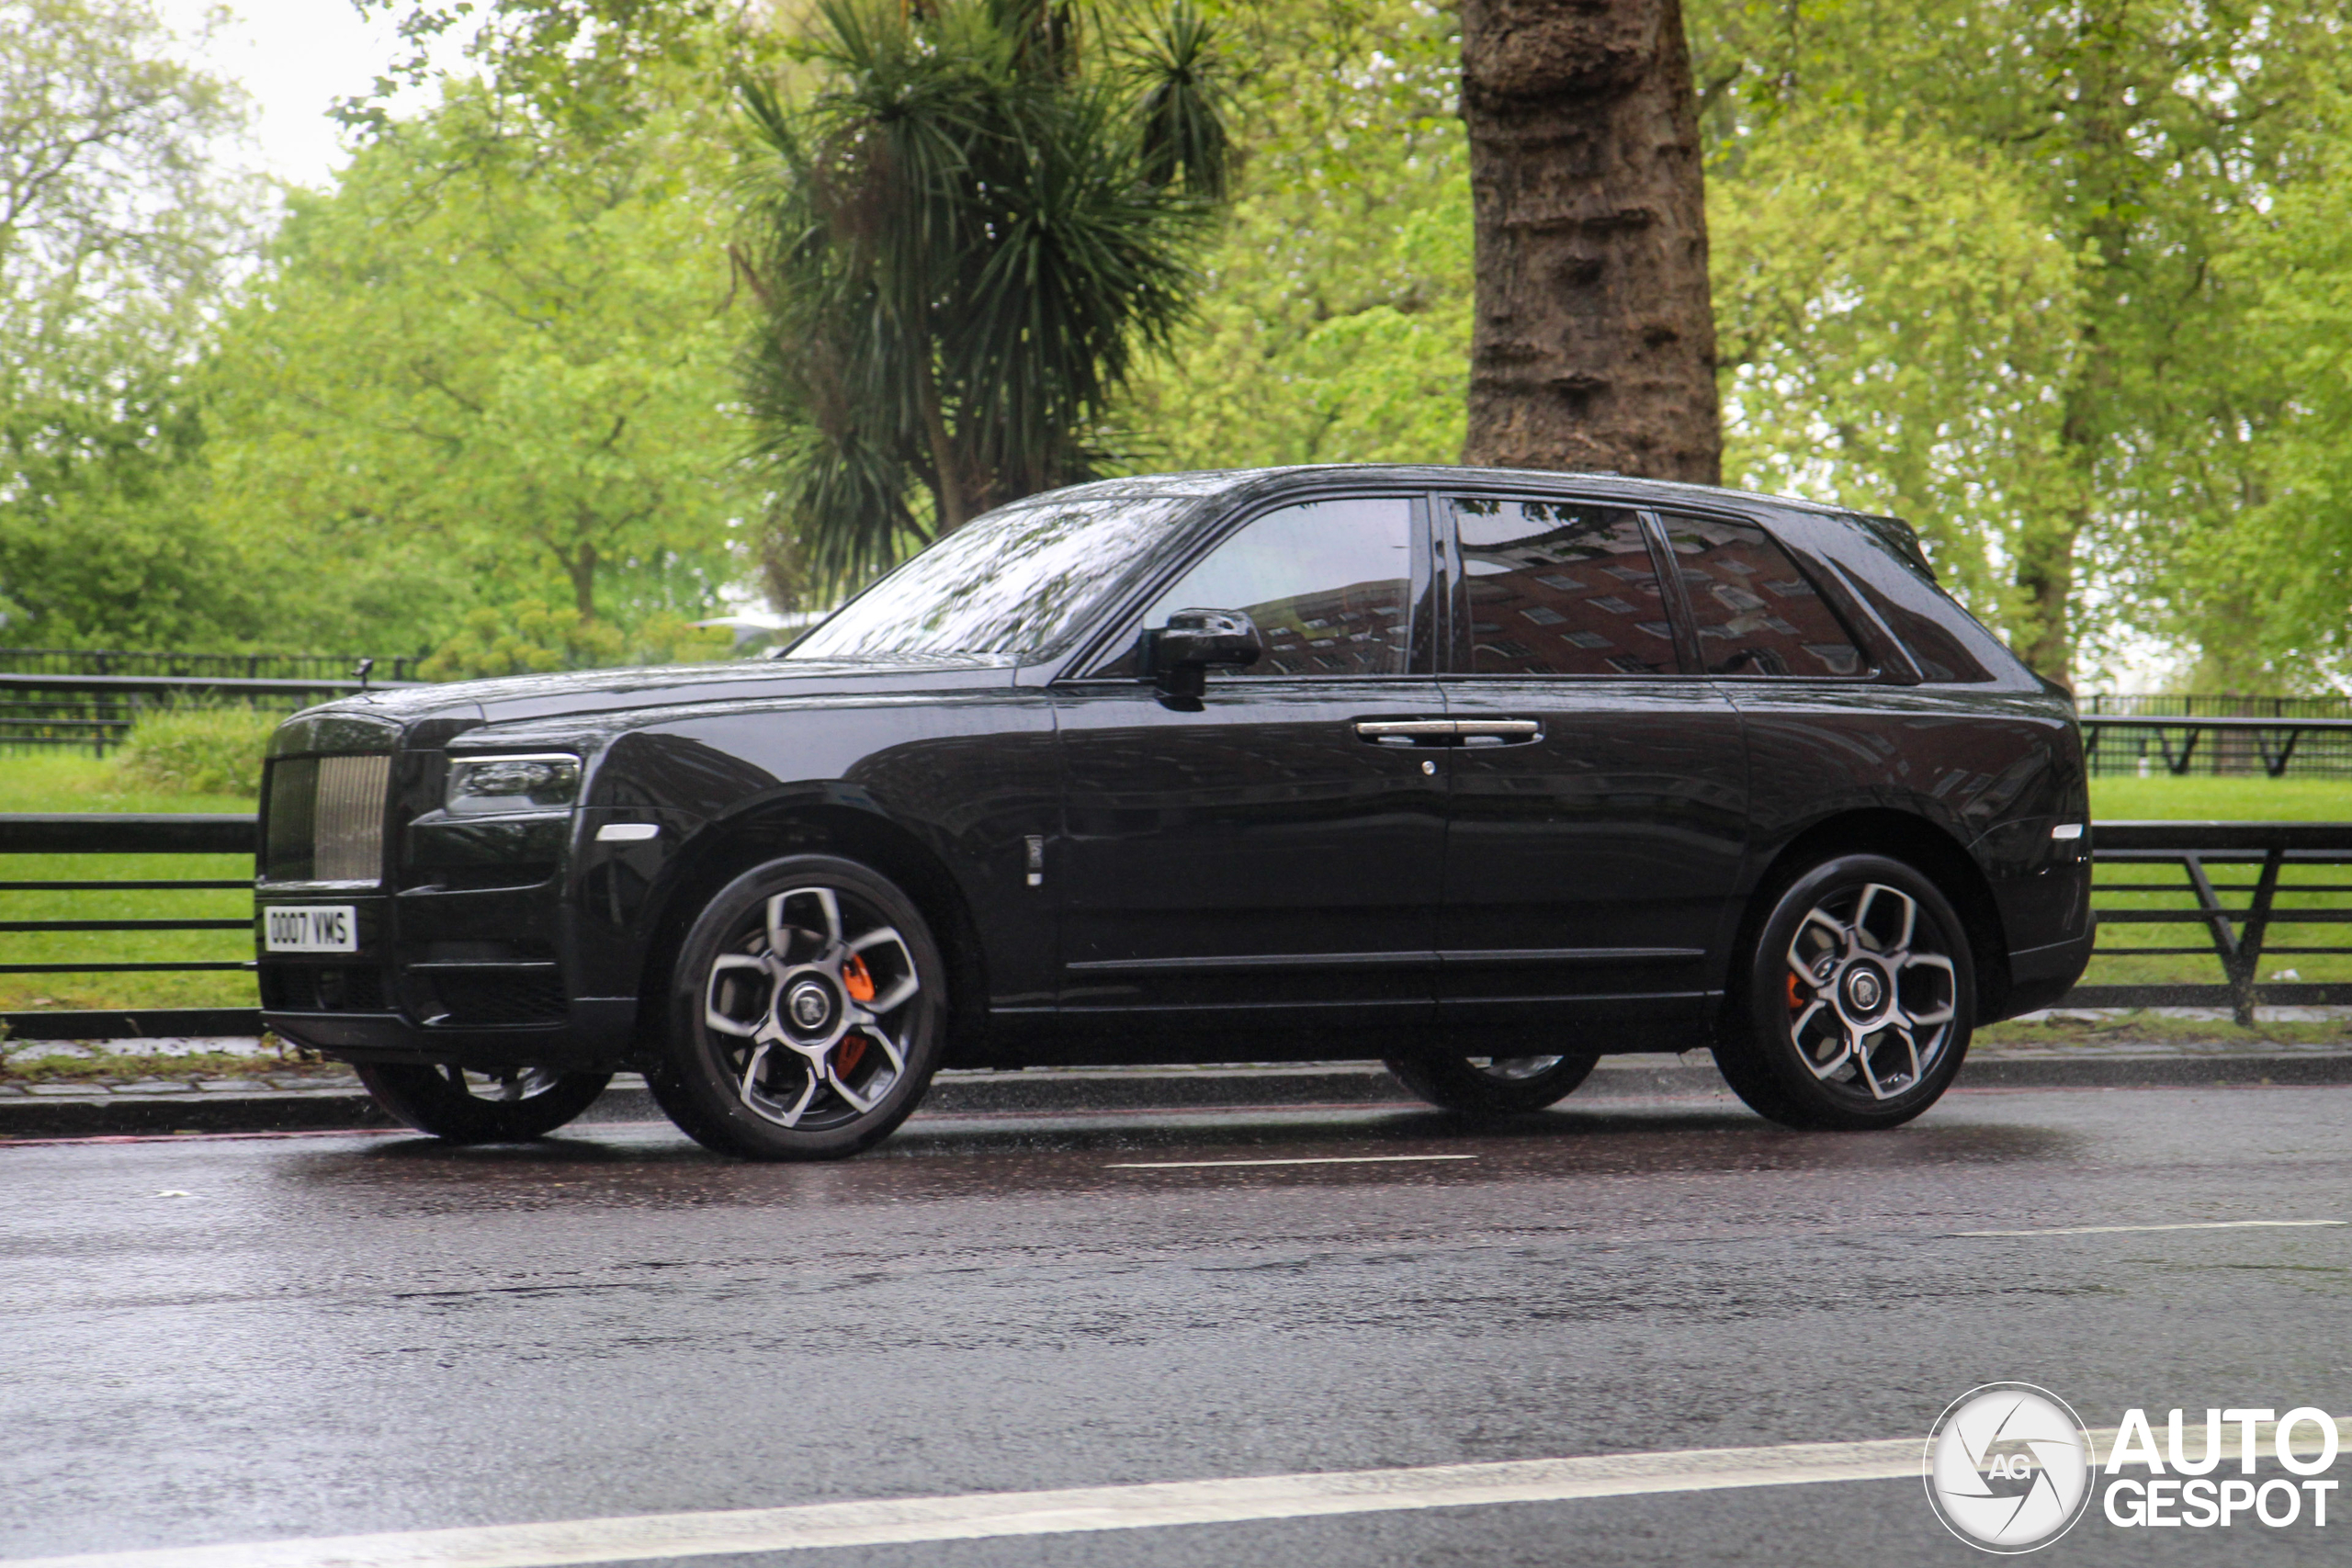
(1460, 0, 1722, 484)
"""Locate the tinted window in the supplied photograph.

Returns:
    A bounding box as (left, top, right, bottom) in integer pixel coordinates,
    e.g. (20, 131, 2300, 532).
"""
(1091, 496, 1418, 678)
(1453, 499, 1675, 676)
(788, 492, 1195, 662)
(1656, 513, 1865, 678)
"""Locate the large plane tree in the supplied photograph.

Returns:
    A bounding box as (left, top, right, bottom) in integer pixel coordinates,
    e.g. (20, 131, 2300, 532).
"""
(1458, 0, 1721, 484)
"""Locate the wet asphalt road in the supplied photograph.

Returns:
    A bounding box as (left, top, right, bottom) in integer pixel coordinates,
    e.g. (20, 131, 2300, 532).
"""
(4, 1081, 2349, 1566)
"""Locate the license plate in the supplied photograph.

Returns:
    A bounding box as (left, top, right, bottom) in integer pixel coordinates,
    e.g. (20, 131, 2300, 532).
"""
(265, 905, 358, 953)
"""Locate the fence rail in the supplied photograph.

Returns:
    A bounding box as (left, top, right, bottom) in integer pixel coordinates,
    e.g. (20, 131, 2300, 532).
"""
(1, 815, 2347, 1043)
(2080, 714, 2352, 780)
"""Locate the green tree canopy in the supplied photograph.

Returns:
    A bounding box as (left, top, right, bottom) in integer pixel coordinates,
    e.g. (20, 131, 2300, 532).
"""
(203, 79, 750, 646)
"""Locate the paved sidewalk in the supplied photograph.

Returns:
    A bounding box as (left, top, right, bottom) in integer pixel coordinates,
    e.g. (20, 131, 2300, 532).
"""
(5, 1037, 2351, 1139)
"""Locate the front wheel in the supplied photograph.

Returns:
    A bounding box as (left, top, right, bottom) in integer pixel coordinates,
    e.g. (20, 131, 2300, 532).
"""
(355, 1063, 611, 1143)
(1713, 853, 1974, 1131)
(1383, 1050, 1601, 1115)
(648, 854, 947, 1160)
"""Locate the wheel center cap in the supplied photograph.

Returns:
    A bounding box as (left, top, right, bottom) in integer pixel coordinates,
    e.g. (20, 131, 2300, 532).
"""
(1843, 965, 1886, 1015)
(786, 979, 835, 1032)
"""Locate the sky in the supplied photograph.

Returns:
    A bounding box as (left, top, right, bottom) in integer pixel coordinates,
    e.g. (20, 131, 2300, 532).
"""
(155, 0, 468, 188)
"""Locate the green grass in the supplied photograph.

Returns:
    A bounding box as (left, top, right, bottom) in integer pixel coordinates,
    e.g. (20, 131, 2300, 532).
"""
(1, 755, 258, 1013)
(2, 759, 2349, 1019)
(2089, 773, 2352, 821)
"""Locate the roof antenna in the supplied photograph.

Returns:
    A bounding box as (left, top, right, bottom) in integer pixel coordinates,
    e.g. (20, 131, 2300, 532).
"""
(354, 657, 374, 691)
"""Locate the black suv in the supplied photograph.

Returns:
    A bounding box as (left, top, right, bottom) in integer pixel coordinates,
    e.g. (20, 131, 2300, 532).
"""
(256, 466, 2093, 1157)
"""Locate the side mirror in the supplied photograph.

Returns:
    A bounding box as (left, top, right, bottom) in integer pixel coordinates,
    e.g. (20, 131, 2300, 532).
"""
(1146, 607, 1262, 698)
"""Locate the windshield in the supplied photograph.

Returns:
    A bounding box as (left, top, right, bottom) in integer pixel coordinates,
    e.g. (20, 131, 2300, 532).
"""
(786, 491, 1201, 662)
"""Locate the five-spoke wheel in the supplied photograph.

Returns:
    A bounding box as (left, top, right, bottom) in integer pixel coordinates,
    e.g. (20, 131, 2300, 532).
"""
(651, 854, 945, 1159)
(1383, 1049, 1600, 1115)
(1715, 852, 1973, 1130)
(355, 1062, 611, 1143)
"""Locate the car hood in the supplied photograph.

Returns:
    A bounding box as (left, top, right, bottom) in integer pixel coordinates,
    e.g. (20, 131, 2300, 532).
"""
(274, 655, 1020, 752)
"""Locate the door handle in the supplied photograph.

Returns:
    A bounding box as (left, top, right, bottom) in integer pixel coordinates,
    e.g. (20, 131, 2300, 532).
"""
(1353, 718, 1543, 747)
(1354, 719, 1455, 746)
(1453, 719, 1541, 747)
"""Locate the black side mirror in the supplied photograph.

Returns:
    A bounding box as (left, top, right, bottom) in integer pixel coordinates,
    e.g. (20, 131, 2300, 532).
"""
(1146, 607, 1263, 698)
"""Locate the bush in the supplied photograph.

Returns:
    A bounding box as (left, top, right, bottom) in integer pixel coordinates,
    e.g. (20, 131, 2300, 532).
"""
(420, 601, 731, 682)
(111, 705, 278, 797)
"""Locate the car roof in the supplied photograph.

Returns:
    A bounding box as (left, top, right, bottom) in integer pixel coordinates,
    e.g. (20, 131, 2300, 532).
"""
(1034, 464, 1856, 519)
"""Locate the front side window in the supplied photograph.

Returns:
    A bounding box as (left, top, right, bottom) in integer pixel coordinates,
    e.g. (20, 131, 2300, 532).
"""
(1655, 513, 1866, 678)
(1089, 495, 1419, 678)
(1452, 498, 1676, 676)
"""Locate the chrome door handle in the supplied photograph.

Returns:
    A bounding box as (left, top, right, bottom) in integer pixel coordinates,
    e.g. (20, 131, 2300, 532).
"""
(1453, 721, 1540, 739)
(1354, 719, 1456, 746)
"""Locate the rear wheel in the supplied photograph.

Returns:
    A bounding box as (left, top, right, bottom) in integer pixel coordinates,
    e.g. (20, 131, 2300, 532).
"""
(1713, 853, 1973, 1131)
(355, 1063, 610, 1142)
(1383, 1050, 1601, 1115)
(648, 854, 946, 1160)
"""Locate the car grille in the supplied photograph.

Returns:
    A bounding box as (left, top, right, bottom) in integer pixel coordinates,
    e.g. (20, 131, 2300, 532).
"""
(264, 755, 391, 884)
(261, 964, 389, 1012)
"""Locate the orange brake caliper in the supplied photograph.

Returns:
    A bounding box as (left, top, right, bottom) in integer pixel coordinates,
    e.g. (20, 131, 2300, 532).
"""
(835, 954, 877, 1075)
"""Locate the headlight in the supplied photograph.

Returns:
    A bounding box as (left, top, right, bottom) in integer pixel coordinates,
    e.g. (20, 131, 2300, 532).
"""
(445, 753, 582, 816)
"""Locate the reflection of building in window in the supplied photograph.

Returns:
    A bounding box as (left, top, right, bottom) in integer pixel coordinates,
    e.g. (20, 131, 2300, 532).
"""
(1250, 580, 1411, 676)
(1657, 513, 1863, 677)
(1455, 502, 1672, 676)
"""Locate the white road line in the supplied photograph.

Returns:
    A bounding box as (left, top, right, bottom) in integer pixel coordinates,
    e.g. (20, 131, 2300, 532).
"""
(19, 1421, 2352, 1568)
(1105, 1154, 1480, 1170)
(2, 1440, 1924, 1568)
(1952, 1219, 2346, 1237)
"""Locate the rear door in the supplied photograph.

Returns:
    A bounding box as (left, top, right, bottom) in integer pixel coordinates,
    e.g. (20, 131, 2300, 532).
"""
(1434, 494, 1748, 1044)
(1053, 493, 1450, 1038)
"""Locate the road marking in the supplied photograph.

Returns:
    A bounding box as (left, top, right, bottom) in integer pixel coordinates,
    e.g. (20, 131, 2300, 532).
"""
(4, 1439, 1923, 1568)
(1951, 1219, 2346, 1237)
(21, 1420, 2352, 1568)
(1105, 1154, 1479, 1169)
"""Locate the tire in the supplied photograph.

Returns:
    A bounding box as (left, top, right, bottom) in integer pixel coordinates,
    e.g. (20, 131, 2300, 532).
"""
(1382, 1050, 1602, 1115)
(1713, 853, 1974, 1131)
(355, 1063, 610, 1143)
(647, 854, 947, 1160)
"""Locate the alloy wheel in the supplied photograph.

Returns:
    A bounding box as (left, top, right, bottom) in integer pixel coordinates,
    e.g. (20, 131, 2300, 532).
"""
(1783, 881, 1959, 1102)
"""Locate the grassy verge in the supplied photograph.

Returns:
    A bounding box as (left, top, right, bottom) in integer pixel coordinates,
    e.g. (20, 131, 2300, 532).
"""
(0, 1043, 349, 1086)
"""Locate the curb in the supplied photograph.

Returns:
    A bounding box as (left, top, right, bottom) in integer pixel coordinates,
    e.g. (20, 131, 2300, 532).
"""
(5, 1051, 2351, 1141)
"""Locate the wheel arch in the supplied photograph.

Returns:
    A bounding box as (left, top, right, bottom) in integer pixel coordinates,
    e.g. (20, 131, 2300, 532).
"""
(1744, 808, 2012, 1019)
(628, 799, 990, 1067)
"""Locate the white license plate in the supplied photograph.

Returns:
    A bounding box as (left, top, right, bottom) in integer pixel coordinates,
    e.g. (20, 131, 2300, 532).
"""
(265, 905, 358, 953)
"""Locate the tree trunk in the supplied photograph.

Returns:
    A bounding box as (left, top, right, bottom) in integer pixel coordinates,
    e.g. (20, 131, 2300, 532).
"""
(1460, 0, 1722, 484)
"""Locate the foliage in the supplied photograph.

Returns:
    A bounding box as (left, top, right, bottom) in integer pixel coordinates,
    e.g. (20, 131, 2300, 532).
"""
(202, 78, 750, 645)
(110, 704, 278, 796)
(1688, 0, 2352, 686)
(1123, 1, 1469, 471)
(0, 0, 266, 648)
(419, 599, 730, 680)
(734, 0, 1230, 600)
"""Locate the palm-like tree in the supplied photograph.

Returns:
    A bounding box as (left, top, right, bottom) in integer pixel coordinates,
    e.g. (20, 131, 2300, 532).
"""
(737, 0, 1227, 600)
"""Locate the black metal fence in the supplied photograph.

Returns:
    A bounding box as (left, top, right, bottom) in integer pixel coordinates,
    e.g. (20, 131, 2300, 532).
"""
(3, 813, 2347, 1043)
(2078, 693, 2352, 779)
(0, 671, 419, 756)
(0, 648, 427, 682)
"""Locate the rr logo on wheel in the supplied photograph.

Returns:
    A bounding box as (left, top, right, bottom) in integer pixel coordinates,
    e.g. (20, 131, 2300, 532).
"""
(1925, 1383, 2095, 1552)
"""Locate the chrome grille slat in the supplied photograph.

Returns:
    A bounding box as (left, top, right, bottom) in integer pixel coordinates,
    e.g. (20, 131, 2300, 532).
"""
(312, 754, 390, 884)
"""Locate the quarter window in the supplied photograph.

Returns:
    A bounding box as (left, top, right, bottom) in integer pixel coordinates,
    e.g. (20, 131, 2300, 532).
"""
(1090, 496, 1418, 678)
(1655, 513, 1865, 678)
(1453, 499, 1675, 676)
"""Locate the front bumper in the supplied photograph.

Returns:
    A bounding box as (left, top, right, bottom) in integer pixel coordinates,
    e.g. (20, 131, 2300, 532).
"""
(1996, 919, 2098, 1021)
(265, 998, 638, 1070)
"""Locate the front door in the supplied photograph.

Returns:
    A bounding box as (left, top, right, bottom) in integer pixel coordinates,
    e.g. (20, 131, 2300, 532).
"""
(1435, 495, 1748, 1046)
(1054, 494, 1448, 1046)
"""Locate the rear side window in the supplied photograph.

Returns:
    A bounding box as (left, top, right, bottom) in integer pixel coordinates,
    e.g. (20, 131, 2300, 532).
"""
(1655, 513, 1865, 678)
(1451, 499, 1676, 676)
(1088, 495, 1419, 678)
